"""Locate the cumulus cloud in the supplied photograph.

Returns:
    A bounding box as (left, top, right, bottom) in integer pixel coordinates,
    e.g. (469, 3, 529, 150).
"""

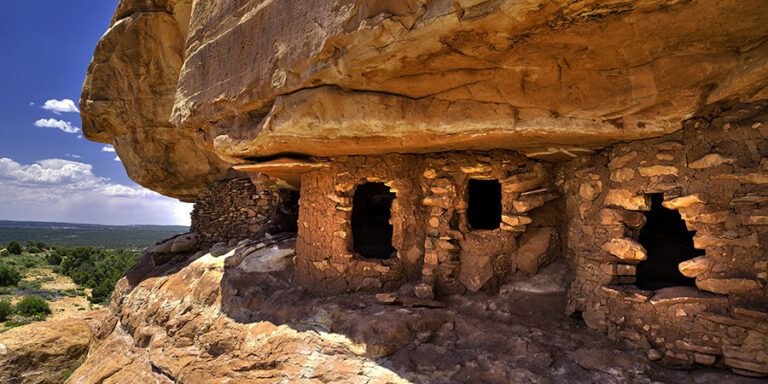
(115, 156, 121, 162)
(34, 118, 80, 134)
(0, 157, 191, 226)
(102, 145, 115, 153)
(41, 99, 80, 114)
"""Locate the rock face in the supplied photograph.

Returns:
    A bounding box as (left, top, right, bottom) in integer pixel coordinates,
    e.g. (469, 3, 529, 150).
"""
(81, 0, 768, 198)
(60, 241, 764, 384)
(80, 0, 227, 200)
(0, 317, 99, 384)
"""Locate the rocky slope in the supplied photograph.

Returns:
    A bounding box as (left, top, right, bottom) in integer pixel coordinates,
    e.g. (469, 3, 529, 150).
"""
(81, 0, 768, 198)
(0, 312, 105, 384)
(0, 237, 741, 383)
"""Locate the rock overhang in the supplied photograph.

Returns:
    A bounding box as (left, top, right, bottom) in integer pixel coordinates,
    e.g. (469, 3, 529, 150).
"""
(82, 0, 768, 198)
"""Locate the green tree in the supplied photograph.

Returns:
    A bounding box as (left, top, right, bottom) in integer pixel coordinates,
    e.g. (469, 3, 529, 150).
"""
(0, 265, 22, 286)
(0, 300, 13, 321)
(15, 296, 51, 318)
(58, 247, 139, 303)
(6, 242, 22, 255)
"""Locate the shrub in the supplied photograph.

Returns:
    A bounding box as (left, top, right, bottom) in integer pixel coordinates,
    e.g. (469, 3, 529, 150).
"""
(58, 247, 138, 304)
(17, 280, 42, 291)
(6, 242, 22, 255)
(0, 265, 22, 287)
(0, 250, 8, 258)
(0, 300, 13, 321)
(46, 250, 63, 266)
(15, 296, 51, 318)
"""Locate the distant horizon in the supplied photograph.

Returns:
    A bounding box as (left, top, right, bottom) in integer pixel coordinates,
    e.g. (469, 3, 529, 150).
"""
(0, 219, 190, 229)
(0, 2, 193, 226)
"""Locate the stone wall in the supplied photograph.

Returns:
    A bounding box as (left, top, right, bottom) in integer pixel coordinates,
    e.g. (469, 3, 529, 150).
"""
(561, 102, 768, 376)
(191, 178, 285, 245)
(295, 151, 561, 297)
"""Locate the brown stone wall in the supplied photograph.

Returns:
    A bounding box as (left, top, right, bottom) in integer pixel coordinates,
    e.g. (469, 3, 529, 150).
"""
(296, 155, 427, 293)
(296, 151, 561, 296)
(191, 178, 284, 245)
(561, 102, 768, 376)
(420, 151, 560, 297)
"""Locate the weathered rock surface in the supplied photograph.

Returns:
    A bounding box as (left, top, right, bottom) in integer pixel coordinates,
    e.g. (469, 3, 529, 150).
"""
(0, 317, 97, 384)
(82, 0, 768, 198)
(80, 0, 227, 200)
(47, 239, 765, 383)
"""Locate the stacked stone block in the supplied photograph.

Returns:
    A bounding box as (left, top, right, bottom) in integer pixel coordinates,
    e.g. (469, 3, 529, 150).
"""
(296, 151, 561, 297)
(191, 178, 284, 245)
(561, 102, 768, 376)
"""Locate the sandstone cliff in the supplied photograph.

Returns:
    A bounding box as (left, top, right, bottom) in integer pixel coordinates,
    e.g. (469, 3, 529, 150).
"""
(81, 0, 768, 198)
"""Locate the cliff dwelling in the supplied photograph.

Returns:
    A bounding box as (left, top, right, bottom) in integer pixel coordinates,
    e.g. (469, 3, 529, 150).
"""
(35, 0, 767, 382)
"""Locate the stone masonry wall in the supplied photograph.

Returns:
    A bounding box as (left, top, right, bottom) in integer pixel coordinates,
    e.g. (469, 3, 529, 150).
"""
(296, 151, 561, 297)
(191, 178, 284, 245)
(561, 101, 768, 376)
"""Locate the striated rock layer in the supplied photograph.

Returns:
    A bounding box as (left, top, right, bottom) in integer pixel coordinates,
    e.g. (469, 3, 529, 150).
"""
(81, 0, 768, 198)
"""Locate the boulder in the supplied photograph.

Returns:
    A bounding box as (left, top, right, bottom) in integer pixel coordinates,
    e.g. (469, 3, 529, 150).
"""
(516, 227, 554, 274)
(0, 319, 94, 384)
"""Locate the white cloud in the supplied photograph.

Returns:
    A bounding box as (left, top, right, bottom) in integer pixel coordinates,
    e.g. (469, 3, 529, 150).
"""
(41, 99, 80, 114)
(29, 102, 35, 107)
(0, 157, 191, 226)
(34, 118, 81, 134)
(114, 156, 121, 162)
(102, 145, 115, 153)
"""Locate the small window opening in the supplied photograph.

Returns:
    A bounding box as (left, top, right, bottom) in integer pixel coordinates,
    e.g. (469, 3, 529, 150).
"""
(636, 194, 704, 290)
(352, 182, 396, 259)
(467, 179, 502, 230)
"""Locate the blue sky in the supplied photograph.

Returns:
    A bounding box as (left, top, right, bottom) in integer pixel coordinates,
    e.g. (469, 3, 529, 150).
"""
(0, 2, 192, 226)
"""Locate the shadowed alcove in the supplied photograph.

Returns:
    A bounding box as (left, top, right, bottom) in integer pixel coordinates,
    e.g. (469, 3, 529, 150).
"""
(351, 182, 396, 259)
(636, 194, 705, 290)
(467, 179, 502, 230)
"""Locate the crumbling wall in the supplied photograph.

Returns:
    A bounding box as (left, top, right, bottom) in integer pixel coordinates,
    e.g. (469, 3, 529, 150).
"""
(419, 151, 560, 298)
(191, 178, 284, 245)
(562, 102, 768, 376)
(296, 151, 561, 296)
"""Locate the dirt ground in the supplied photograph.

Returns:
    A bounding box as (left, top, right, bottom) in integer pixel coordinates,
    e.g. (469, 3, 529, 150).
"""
(8, 268, 100, 321)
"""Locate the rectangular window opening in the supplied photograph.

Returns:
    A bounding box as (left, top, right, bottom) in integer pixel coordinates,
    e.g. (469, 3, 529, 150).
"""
(351, 182, 396, 259)
(467, 179, 502, 230)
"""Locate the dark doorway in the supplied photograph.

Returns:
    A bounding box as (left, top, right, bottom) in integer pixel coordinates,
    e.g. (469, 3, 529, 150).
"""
(636, 194, 704, 290)
(352, 182, 396, 259)
(267, 190, 300, 235)
(467, 179, 502, 230)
